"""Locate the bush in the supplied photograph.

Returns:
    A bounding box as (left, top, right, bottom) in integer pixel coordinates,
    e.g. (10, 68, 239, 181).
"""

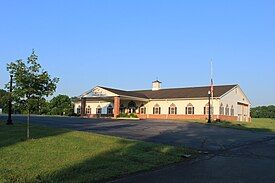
(129, 113, 138, 118)
(117, 113, 139, 118)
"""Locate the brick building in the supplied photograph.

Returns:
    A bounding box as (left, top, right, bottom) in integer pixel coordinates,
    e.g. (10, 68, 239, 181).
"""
(74, 80, 251, 122)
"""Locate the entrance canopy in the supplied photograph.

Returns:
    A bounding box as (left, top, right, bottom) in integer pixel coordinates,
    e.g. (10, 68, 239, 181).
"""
(76, 86, 149, 102)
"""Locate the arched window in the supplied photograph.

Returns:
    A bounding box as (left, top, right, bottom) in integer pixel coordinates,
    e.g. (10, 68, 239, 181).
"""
(225, 104, 230, 116)
(96, 105, 102, 114)
(169, 103, 177, 115)
(204, 103, 213, 115)
(85, 106, 91, 114)
(220, 103, 224, 115)
(77, 105, 81, 114)
(230, 105, 234, 116)
(153, 104, 161, 114)
(186, 103, 194, 115)
(128, 101, 137, 108)
(139, 104, 146, 114)
(107, 104, 113, 115)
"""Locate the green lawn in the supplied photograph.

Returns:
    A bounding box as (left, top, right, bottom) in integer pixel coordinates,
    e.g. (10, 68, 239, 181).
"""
(213, 118, 275, 132)
(0, 122, 195, 183)
(180, 118, 275, 132)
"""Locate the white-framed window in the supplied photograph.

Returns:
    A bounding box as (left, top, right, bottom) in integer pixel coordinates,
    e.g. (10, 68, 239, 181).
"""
(220, 103, 224, 115)
(185, 103, 194, 115)
(153, 104, 161, 114)
(204, 103, 213, 115)
(230, 105, 234, 116)
(225, 104, 230, 116)
(140, 104, 146, 114)
(96, 105, 102, 114)
(169, 103, 177, 115)
(77, 105, 81, 114)
(85, 106, 91, 114)
(107, 105, 113, 114)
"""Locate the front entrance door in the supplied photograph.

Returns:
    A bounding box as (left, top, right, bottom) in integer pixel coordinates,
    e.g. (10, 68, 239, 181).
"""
(128, 108, 135, 113)
(128, 101, 137, 114)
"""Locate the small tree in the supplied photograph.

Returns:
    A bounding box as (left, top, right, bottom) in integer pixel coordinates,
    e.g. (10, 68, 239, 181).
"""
(6, 50, 59, 139)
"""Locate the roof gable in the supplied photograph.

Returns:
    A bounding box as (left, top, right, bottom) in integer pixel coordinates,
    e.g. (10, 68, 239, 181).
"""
(79, 86, 118, 98)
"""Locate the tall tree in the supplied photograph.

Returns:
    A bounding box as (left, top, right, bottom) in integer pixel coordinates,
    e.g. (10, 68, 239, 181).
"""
(49, 95, 73, 116)
(6, 50, 59, 139)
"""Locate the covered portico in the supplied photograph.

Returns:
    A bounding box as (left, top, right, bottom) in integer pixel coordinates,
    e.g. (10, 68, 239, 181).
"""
(75, 86, 148, 118)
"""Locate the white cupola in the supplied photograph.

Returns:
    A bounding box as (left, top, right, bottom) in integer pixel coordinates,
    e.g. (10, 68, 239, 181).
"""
(152, 79, 162, 91)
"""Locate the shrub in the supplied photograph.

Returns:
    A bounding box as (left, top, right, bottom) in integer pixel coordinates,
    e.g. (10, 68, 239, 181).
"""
(129, 113, 138, 118)
(117, 113, 138, 118)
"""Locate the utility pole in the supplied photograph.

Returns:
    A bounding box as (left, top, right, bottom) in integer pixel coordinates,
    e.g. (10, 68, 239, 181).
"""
(7, 74, 13, 125)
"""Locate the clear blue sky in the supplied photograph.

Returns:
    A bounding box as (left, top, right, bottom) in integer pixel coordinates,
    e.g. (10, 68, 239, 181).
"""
(0, 0, 274, 106)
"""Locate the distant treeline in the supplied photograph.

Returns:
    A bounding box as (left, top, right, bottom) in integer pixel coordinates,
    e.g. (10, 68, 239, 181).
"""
(1, 89, 76, 116)
(251, 105, 275, 118)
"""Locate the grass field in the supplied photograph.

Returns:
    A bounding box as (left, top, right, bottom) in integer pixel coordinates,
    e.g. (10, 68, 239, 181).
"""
(182, 118, 275, 132)
(213, 118, 275, 132)
(0, 122, 195, 183)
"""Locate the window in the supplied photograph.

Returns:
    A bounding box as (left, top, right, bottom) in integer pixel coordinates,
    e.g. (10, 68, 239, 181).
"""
(77, 105, 81, 114)
(230, 105, 234, 116)
(220, 103, 224, 115)
(204, 103, 213, 115)
(120, 104, 126, 114)
(140, 107, 146, 114)
(185, 103, 194, 115)
(96, 105, 102, 114)
(107, 105, 113, 114)
(169, 103, 177, 115)
(140, 104, 146, 114)
(225, 105, 230, 116)
(85, 106, 91, 114)
(153, 104, 161, 114)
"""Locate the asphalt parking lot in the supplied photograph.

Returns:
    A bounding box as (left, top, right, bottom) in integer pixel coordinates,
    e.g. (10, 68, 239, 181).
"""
(1, 115, 275, 182)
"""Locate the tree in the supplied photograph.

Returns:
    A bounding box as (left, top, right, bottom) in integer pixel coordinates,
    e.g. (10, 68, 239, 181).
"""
(251, 105, 275, 118)
(49, 95, 74, 116)
(0, 89, 9, 113)
(6, 50, 59, 139)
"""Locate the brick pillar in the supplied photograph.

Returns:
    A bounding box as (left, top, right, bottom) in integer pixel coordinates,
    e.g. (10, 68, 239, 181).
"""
(81, 98, 86, 116)
(114, 96, 120, 117)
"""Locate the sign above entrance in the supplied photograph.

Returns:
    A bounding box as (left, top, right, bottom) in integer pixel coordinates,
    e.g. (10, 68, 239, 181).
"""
(82, 87, 117, 98)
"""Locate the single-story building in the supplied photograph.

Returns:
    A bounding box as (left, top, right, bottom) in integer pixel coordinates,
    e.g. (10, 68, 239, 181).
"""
(74, 80, 251, 122)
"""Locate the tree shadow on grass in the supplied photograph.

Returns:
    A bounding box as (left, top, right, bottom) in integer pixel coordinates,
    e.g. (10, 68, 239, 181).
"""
(37, 139, 191, 183)
(0, 121, 70, 149)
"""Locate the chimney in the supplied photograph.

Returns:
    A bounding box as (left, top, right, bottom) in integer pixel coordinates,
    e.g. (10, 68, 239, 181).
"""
(152, 80, 162, 91)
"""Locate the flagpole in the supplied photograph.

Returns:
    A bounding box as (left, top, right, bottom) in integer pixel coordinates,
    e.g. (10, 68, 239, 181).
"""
(210, 60, 214, 120)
